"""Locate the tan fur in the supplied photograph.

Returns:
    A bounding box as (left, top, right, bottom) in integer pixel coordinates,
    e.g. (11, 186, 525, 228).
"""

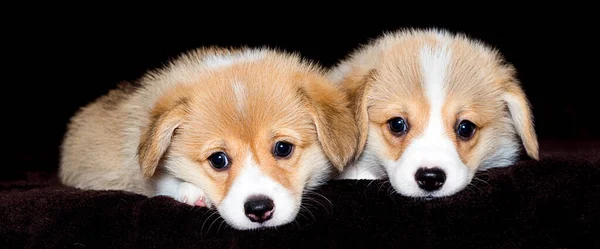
(59, 47, 359, 207)
(330, 28, 539, 179)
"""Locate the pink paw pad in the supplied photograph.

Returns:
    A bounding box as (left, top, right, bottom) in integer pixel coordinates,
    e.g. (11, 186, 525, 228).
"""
(193, 198, 207, 207)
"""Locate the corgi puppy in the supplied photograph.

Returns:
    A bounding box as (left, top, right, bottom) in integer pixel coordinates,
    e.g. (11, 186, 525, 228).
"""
(329, 28, 539, 198)
(59, 47, 359, 230)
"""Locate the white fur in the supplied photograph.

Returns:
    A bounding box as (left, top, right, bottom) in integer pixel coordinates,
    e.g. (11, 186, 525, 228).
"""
(332, 29, 536, 199)
(503, 93, 528, 148)
(300, 145, 337, 189)
(383, 42, 473, 197)
(59, 47, 343, 232)
(154, 174, 180, 197)
(419, 43, 450, 111)
(327, 63, 352, 85)
(340, 42, 475, 197)
(390, 132, 471, 197)
(218, 154, 297, 230)
(155, 174, 211, 207)
(336, 162, 381, 180)
(336, 125, 387, 180)
(203, 50, 265, 69)
(479, 133, 520, 170)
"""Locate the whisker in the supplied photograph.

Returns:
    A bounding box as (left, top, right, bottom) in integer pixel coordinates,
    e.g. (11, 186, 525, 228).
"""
(387, 184, 398, 199)
(292, 220, 301, 229)
(377, 180, 390, 195)
(467, 183, 483, 194)
(302, 191, 333, 215)
(365, 179, 379, 189)
(472, 177, 492, 187)
(310, 191, 333, 208)
(297, 206, 314, 221)
(201, 210, 221, 238)
(205, 214, 222, 236)
(306, 200, 329, 216)
(299, 200, 319, 211)
(200, 210, 217, 234)
(216, 219, 227, 235)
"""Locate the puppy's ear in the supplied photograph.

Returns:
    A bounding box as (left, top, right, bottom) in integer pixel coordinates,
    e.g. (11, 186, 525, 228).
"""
(340, 69, 377, 162)
(501, 68, 539, 160)
(138, 98, 188, 178)
(298, 73, 360, 171)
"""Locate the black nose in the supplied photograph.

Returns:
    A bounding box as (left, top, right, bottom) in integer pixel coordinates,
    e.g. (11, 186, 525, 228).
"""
(415, 167, 446, 191)
(244, 195, 275, 223)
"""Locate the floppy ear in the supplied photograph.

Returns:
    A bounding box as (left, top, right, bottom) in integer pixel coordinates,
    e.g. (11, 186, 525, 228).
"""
(340, 69, 377, 161)
(138, 99, 188, 178)
(298, 74, 360, 171)
(501, 74, 539, 160)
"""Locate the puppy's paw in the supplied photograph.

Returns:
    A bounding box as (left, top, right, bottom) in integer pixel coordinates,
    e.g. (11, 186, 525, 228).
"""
(176, 182, 212, 208)
(336, 164, 381, 180)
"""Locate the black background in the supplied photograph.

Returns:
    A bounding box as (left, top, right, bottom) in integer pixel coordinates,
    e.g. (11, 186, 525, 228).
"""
(4, 9, 597, 173)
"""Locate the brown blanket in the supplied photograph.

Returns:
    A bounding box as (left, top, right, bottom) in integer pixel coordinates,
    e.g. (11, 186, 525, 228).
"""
(1, 140, 598, 249)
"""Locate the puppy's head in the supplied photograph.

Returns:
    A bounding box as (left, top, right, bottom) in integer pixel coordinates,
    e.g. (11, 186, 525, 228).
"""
(334, 29, 538, 198)
(137, 48, 358, 229)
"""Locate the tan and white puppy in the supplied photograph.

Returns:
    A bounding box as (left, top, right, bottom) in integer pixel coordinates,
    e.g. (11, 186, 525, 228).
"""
(59, 47, 359, 230)
(330, 28, 539, 198)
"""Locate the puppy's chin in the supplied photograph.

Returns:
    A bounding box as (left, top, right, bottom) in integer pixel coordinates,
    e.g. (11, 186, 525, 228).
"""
(217, 165, 300, 230)
(383, 139, 476, 199)
(386, 161, 474, 198)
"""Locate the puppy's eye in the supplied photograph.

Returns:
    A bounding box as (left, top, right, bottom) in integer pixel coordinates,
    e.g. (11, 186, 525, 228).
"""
(457, 120, 477, 140)
(273, 141, 294, 158)
(388, 117, 408, 135)
(208, 152, 229, 169)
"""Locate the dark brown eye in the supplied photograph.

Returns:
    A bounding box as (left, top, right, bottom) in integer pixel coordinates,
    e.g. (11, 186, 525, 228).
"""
(208, 152, 229, 169)
(273, 141, 294, 158)
(388, 117, 408, 135)
(456, 120, 477, 140)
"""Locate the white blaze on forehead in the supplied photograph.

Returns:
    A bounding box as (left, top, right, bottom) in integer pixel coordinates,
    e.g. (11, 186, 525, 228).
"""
(417, 41, 454, 158)
(385, 40, 470, 197)
(218, 153, 297, 230)
(231, 81, 248, 116)
(417, 41, 454, 164)
(203, 49, 266, 69)
(419, 42, 451, 127)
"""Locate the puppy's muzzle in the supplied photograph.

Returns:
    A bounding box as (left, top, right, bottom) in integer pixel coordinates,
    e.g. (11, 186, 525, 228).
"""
(415, 167, 446, 192)
(244, 195, 274, 223)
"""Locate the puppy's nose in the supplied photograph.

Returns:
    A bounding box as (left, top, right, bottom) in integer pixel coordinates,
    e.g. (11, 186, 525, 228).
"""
(415, 167, 446, 191)
(244, 195, 274, 223)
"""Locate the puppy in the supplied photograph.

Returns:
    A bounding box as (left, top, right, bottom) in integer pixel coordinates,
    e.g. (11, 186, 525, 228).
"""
(59, 47, 359, 230)
(330, 28, 539, 198)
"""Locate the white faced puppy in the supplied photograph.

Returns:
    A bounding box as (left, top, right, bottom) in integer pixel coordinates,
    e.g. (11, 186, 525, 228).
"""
(330, 29, 539, 198)
(59, 47, 358, 230)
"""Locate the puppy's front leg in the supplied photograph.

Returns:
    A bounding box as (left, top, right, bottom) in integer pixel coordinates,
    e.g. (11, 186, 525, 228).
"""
(155, 175, 212, 208)
(336, 163, 381, 180)
(176, 182, 212, 208)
